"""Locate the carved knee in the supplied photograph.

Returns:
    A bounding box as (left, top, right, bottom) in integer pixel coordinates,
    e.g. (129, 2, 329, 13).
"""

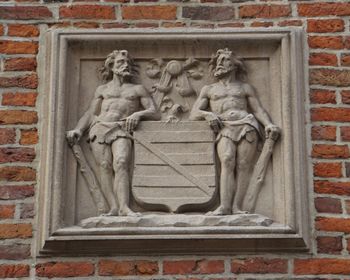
(220, 154, 236, 170)
(237, 158, 251, 171)
(100, 160, 112, 171)
(113, 157, 128, 172)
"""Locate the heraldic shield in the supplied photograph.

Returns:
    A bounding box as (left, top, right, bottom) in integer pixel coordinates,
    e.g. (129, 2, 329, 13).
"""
(132, 121, 217, 213)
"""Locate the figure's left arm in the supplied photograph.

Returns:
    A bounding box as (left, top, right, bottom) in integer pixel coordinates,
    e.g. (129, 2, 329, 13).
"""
(244, 83, 280, 139)
(125, 86, 159, 132)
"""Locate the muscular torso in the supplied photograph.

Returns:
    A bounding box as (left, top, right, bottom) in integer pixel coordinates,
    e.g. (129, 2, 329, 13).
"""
(207, 82, 249, 121)
(96, 82, 142, 122)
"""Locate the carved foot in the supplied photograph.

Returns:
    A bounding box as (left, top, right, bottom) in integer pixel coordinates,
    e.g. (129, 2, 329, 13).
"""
(101, 208, 119, 216)
(206, 206, 231, 216)
(232, 208, 249, 215)
(119, 207, 140, 217)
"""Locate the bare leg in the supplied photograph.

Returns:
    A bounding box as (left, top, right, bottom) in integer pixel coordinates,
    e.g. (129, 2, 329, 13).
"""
(111, 138, 138, 216)
(232, 131, 258, 214)
(90, 142, 119, 216)
(208, 137, 237, 215)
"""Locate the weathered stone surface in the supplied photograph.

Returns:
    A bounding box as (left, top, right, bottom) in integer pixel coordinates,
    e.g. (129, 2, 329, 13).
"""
(79, 214, 274, 228)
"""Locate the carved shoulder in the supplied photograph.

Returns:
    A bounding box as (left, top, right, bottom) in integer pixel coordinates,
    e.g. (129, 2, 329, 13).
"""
(94, 84, 108, 98)
(241, 82, 255, 97)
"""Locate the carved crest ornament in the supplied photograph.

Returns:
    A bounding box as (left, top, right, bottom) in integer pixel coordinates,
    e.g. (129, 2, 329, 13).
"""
(66, 48, 281, 228)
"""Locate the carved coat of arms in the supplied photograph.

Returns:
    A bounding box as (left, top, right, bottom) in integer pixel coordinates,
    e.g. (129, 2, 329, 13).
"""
(66, 48, 280, 227)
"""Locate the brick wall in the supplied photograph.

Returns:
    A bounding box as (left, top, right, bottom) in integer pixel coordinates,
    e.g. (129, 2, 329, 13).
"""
(0, 0, 349, 279)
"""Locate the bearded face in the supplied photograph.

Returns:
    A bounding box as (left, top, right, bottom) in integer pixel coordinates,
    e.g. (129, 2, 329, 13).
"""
(112, 53, 132, 78)
(214, 53, 235, 78)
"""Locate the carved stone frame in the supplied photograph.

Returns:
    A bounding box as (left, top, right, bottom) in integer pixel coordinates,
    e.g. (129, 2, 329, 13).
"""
(37, 29, 310, 256)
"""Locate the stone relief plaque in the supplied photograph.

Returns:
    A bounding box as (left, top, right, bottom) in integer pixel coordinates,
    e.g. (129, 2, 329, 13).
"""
(38, 30, 310, 255)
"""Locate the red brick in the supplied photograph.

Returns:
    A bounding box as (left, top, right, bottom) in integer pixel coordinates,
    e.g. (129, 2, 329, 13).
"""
(0, 6, 52, 20)
(0, 25, 3, 36)
(0, 185, 34, 200)
(182, 6, 235, 21)
(231, 258, 287, 274)
(0, 41, 38, 54)
(36, 262, 95, 278)
(345, 37, 350, 49)
(0, 74, 38, 89)
(311, 126, 336, 141)
(314, 197, 342, 214)
(197, 260, 224, 274)
(316, 217, 350, 233)
(312, 144, 349, 159)
(163, 260, 197, 275)
(19, 129, 38, 145)
(341, 54, 350, 66)
(0, 224, 32, 239)
(310, 89, 336, 104)
(295, 258, 350, 274)
(317, 236, 343, 254)
(0, 264, 29, 278)
(313, 162, 342, 178)
(239, 5, 291, 19)
(162, 22, 186, 28)
(298, 3, 350, 17)
(311, 108, 350, 122)
(73, 21, 99, 28)
(60, 5, 115, 19)
(0, 244, 30, 260)
(311, 68, 350, 86)
(163, 260, 224, 275)
(99, 260, 158, 276)
(307, 19, 344, 33)
(102, 23, 129, 28)
(341, 91, 350, 104)
(134, 22, 158, 28)
(0, 128, 16, 145)
(0, 148, 35, 163)
(0, 166, 36, 181)
(122, 6, 177, 20)
(4, 58, 37, 71)
(309, 53, 337, 67)
(2, 92, 37, 107)
(47, 22, 71, 29)
(0, 205, 15, 219)
(308, 36, 344, 50)
(341, 127, 350, 141)
(278, 20, 302, 27)
(315, 180, 350, 196)
(8, 24, 39, 37)
(0, 111, 37, 125)
(20, 203, 34, 219)
(250, 21, 273, 27)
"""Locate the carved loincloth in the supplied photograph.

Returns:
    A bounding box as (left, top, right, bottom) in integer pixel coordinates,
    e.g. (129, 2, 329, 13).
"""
(217, 114, 262, 143)
(88, 120, 130, 145)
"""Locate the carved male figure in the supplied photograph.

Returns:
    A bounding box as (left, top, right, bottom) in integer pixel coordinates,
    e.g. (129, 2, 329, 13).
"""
(66, 50, 157, 216)
(190, 48, 280, 215)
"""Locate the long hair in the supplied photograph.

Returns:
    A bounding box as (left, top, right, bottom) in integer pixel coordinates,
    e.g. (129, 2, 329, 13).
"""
(99, 50, 138, 83)
(209, 48, 247, 82)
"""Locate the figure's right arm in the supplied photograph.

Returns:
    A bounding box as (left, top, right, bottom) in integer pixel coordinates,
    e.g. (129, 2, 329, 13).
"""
(189, 86, 211, 120)
(190, 85, 223, 132)
(66, 88, 103, 145)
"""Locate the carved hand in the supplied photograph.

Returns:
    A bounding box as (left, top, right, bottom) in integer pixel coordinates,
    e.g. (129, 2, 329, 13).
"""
(125, 114, 140, 132)
(265, 124, 280, 141)
(66, 129, 83, 146)
(205, 113, 223, 133)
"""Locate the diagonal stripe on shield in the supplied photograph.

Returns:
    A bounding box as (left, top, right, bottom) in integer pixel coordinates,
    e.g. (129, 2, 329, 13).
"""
(132, 121, 217, 213)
